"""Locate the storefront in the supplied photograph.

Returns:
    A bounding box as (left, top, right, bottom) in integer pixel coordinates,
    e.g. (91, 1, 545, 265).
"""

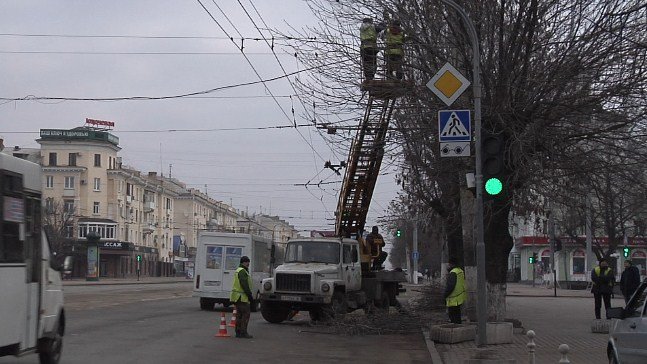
(514, 236, 647, 284)
(98, 241, 132, 278)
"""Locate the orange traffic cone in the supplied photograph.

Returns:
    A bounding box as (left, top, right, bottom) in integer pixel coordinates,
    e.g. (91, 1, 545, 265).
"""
(215, 312, 230, 337)
(229, 308, 238, 327)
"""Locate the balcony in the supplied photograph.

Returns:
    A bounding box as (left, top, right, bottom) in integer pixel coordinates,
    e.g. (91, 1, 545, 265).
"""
(143, 223, 155, 234)
(144, 201, 155, 212)
(63, 189, 76, 197)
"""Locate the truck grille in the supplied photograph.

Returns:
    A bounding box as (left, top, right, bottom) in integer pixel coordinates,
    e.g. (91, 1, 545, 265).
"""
(276, 273, 311, 292)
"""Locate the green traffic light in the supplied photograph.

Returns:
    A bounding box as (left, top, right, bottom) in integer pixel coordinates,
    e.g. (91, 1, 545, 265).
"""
(623, 247, 630, 257)
(396, 229, 402, 237)
(485, 177, 503, 195)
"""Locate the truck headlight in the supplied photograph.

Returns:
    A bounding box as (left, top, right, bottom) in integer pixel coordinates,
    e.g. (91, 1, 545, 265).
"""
(321, 282, 330, 292)
(263, 281, 272, 291)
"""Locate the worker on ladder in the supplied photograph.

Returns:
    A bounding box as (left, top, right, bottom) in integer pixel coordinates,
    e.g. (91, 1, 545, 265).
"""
(385, 19, 405, 80)
(359, 17, 385, 81)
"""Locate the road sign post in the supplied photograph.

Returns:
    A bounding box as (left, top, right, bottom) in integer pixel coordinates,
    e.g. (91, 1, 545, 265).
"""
(435, 0, 486, 346)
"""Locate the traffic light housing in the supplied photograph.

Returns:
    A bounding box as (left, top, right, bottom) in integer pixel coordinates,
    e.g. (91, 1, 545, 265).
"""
(529, 253, 538, 264)
(481, 131, 505, 198)
(136, 255, 142, 262)
(623, 246, 630, 258)
(396, 229, 402, 237)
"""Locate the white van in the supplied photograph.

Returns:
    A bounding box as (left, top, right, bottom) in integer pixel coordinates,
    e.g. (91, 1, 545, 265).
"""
(1, 153, 67, 364)
(193, 232, 273, 311)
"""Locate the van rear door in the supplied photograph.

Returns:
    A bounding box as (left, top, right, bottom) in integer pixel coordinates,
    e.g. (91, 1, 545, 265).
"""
(222, 246, 243, 293)
(201, 245, 224, 292)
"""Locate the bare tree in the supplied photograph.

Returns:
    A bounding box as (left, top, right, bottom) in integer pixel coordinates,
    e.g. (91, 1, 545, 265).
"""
(283, 0, 647, 319)
(43, 198, 75, 264)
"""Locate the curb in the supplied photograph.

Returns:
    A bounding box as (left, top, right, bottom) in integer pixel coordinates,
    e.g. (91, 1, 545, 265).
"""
(506, 294, 591, 298)
(63, 279, 193, 287)
(422, 329, 444, 364)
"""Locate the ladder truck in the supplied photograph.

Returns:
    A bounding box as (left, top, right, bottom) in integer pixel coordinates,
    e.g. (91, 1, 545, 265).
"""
(259, 78, 410, 323)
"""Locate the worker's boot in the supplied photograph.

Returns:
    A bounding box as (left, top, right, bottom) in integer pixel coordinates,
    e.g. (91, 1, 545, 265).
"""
(235, 329, 241, 338)
(240, 331, 253, 339)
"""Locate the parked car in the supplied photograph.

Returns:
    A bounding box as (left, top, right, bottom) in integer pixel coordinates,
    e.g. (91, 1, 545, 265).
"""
(607, 280, 647, 364)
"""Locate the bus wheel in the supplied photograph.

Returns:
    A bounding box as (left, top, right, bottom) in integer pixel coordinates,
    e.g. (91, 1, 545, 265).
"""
(38, 333, 62, 364)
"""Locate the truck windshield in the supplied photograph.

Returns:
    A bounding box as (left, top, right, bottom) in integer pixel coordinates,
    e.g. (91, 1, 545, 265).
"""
(284, 241, 340, 264)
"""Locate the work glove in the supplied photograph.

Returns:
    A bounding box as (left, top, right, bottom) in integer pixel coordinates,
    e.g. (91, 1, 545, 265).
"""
(249, 299, 255, 308)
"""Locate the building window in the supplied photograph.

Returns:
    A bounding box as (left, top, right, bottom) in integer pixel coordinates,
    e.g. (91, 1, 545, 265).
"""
(63, 200, 74, 217)
(93, 178, 101, 191)
(68, 153, 77, 166)
(94, 153, 101, 167)
(64, 225, 74, 238)
(64, 176, 75, 189)
(78, 223, 116, 240)
(93, 202, 100, 214)
(572, 250, 586, 274)
(49, 152, 57, 166)
(45, 198, 55, 214)
(632, 251, 646, 276)
(45, 175, 54, 189)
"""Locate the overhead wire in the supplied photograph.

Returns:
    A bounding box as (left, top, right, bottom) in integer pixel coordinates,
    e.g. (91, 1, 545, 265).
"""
(234, 0, 341, 169)
(196, 0, 326, 164)
(0, 62, 344, 103)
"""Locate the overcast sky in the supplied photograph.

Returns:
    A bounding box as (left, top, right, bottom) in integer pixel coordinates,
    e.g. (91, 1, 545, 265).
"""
(0, 0, 400, 235)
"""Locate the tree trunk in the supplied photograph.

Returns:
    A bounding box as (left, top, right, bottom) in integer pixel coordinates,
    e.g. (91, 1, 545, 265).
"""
(487, 282, 507, 321)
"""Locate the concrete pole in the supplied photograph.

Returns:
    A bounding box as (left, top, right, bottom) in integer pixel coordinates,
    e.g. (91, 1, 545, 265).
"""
(405, 245, 412, 283)
(413, 219, 419, 284)
(439, 0, 486, 346)
(549, 209, 556, 297)
(586, 196, 594, 279)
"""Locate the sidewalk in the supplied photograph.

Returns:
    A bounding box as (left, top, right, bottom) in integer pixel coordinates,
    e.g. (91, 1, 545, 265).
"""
(430, 283, 621, 363)
(506, 282, 592, 298)
(63, 276, 193, 286)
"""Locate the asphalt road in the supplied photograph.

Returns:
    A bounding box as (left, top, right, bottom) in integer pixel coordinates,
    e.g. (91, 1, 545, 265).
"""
(1, 283, 430, 364)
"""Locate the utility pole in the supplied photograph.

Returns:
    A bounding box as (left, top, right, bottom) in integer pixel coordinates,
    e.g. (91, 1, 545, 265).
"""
(439, 0, 486, 346)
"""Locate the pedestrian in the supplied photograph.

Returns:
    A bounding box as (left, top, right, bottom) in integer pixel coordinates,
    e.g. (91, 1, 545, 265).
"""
(425, 268, 430, 282)
(366, 226, 387, 270)
(359, 17, 385, 81)
(230, 256, 254, 338)
(444, 257, 467, 324)
(620, 259, 640, 303)
(591, 258, 615, 319)
(385, 19, 404, 80)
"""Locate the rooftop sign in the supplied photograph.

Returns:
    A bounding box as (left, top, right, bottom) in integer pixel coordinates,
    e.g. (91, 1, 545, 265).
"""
(39, 128, 119, 146)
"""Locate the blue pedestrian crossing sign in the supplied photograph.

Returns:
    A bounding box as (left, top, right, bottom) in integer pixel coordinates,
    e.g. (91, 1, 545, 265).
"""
(438, 110, 471, 142)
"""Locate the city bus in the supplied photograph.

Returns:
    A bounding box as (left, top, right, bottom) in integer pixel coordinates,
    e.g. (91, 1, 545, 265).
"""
(0, 153, 66, 364)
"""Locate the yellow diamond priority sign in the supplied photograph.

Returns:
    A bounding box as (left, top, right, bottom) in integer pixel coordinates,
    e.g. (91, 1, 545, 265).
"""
(427, 63, 470, 106)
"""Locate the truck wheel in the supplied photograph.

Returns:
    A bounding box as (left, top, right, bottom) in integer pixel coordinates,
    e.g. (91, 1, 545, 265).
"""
(309, 308, 325, 321)
(199, 298, 214, 310)
(331, 291, 348, 316)
(321, 291, 347, 320)
(376, 291, 390, 310)
(38, 333, 62, 364)
(260, 302, 290, 324)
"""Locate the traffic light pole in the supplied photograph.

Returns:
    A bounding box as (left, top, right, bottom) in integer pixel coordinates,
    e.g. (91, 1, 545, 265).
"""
(439, 0, 486, 346)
